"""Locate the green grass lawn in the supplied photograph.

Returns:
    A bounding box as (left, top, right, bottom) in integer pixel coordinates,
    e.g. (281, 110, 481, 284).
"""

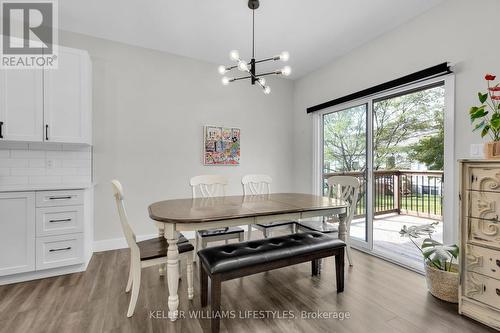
(355, 194, 442, 216)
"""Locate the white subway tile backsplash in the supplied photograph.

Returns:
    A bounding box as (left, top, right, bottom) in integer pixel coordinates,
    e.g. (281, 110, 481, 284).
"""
(0, 146, 91, 188)
(0, 159, 29, 168)
(11, 168, 46, 176)
(29, 175, 61, 184)
(29, 159, 46, 168)
(0, 175, 29, 185)
(46, 168, 77, 176)
(61, 175, 91, 184)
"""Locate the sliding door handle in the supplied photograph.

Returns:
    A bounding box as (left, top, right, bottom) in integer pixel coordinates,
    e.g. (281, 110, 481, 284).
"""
(0, 121, 3, 139)
(45, 124, 49, 141)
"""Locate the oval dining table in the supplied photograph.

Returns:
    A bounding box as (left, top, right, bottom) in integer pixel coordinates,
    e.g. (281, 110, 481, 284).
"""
(148, 192, 348, 321)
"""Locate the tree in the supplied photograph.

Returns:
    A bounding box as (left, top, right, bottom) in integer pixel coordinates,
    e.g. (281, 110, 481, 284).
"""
(408, 112, 444, 170)
(323, 85, 445, 173)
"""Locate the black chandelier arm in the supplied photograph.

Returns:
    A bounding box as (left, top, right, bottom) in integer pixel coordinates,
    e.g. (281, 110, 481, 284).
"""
(231, 75, 253, 82)
(254, 56, 280, 64)
(255, 71, 281, 77)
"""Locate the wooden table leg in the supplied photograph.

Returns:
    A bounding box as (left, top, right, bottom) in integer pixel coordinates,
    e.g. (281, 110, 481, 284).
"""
(165, 227, 180, 321)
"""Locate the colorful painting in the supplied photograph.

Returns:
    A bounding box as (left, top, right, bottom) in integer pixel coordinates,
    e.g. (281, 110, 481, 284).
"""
(204, 126, 240, 165)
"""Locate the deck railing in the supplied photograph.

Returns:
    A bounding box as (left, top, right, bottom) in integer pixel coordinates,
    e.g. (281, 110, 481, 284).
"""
(323, 170, 443, 220)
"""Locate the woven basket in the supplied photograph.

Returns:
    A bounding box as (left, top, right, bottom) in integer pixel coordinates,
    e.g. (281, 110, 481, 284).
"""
(424, 262, 459, 303)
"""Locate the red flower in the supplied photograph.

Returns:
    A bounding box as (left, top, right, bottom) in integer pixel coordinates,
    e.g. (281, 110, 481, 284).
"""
(492, 96, 500, 100)
(489, 87, 500, 92)
(485, 74, 496, 81)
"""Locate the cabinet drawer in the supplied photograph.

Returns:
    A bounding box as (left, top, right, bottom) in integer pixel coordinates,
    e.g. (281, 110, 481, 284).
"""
(468, 190, 500, 220)
(36, 190, 83, 207)
(36, 205, 83, 237)
(464, 272, 500, 310)
(466, 244, 500, 280)
(36, 233, 83, 270)
(467, 165, 500, 192)
(468, 218, 500, 250)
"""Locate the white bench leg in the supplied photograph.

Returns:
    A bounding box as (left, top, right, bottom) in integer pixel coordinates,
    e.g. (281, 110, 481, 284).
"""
(248, 225, 253, 240)
(193, 233, 198, 263)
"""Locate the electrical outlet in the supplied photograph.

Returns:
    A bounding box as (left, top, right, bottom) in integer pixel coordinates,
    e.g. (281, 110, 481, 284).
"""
(470, 144, 484, 158)
(46, 159, 55, 169)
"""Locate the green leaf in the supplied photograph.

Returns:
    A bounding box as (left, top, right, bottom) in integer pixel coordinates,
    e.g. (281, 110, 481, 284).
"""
(481, 124, 491, 137)
(479, 92, 488, 104)
(473, 120, 485, 131)
(492, 113, 500, 130)
(469, 106, 479, 115)
(470, 108, 488, 121)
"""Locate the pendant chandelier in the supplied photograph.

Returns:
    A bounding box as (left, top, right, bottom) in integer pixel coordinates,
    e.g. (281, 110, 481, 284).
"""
(218, 0, 291, 94)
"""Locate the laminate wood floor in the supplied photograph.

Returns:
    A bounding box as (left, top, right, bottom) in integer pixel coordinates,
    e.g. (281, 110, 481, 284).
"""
(0, 248, 494, 333)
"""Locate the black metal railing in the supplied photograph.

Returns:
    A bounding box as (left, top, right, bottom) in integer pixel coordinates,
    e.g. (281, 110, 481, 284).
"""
(323, 170, 443, 220)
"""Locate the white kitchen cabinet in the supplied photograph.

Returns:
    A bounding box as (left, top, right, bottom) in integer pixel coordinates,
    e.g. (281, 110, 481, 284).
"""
(0, 192, 35, 276)
(0, 45, 91, 145)
(44, 46, 92, 144)
(0, 69, 44, 142)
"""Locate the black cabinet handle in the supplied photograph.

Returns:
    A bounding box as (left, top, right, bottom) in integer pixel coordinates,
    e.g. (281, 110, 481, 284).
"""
(0, 121, 3, 139)
(49, 246, 71, 252)
(497, 259, 500, 268)
(49, 196, 72, 200)
(496, 288, 500, 296)
(45, 124, 49, 140)
(49, 218, 72, 223)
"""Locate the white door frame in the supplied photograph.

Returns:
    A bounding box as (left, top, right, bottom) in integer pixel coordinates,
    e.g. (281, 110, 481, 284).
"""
(312, 74, 456, 253)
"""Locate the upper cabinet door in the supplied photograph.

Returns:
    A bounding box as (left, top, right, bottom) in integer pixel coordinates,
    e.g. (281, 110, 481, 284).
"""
(0, 69, 44, 142)
(44, 47, 91, 144)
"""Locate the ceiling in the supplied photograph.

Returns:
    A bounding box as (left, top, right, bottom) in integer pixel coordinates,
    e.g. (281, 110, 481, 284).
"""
(59, 0, 444, 79)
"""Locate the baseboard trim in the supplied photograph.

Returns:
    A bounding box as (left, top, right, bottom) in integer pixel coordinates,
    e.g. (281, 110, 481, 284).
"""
(0, 262, 88, 285)
(92, 231, 196, 252)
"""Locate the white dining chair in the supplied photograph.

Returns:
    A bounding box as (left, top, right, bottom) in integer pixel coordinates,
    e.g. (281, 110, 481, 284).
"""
(111, 180, 194, 317)
(241, 174, 296, 240)
(296, 176, 359, 266)
(191, 175, 244, 262)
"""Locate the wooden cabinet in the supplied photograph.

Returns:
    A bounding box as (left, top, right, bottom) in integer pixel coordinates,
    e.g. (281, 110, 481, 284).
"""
(0, 69, 44, 141)
(0, 192, 35, 276)
(0, 46, 91, 145)
(44, 47, 91, 144)
(459, 160, 500, 330)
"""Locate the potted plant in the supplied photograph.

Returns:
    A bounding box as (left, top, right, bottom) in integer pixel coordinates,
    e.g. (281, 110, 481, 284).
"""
(400, 222, 459, 303)
(470, 74, 500, 158)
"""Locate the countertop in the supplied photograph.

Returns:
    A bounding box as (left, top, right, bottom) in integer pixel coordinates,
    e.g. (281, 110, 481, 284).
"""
(0, 183, 94, 192)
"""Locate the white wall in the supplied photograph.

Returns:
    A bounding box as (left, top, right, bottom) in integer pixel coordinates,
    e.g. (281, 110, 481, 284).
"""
(58, 31, 294, 243)
(292, 0, 500, 242)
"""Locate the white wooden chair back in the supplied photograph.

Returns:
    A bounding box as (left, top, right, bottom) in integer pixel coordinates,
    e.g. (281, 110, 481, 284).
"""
(111, 180, 139, 253)
(326, 176, 360, 230)
(242, 174, 272, 195)
(190, 175, 228, 198)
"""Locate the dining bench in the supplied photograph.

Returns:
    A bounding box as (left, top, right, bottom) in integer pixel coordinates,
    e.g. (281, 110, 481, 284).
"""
(197, 231, 346, 333)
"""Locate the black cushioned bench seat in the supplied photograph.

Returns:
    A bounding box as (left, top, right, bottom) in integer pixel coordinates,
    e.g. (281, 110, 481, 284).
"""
(198, 231, 345, 333)
(198, 232, 345, 274)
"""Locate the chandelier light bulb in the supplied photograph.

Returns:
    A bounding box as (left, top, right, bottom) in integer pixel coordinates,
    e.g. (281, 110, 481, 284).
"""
(264, 86, 271, 94)
(280, 51, 290, 62)
(258, 78, 266, 86)
(281, 66, 292, 76)
(218, 65, 227, 74)
(237, 60, 249, 72)
(221, 77, 230, 86)
(229, 50, 240, 61)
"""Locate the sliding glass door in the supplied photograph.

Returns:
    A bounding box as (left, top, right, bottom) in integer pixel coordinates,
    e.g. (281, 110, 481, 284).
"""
(318, 76, 453, 270)
(322, 103, 370, 247)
